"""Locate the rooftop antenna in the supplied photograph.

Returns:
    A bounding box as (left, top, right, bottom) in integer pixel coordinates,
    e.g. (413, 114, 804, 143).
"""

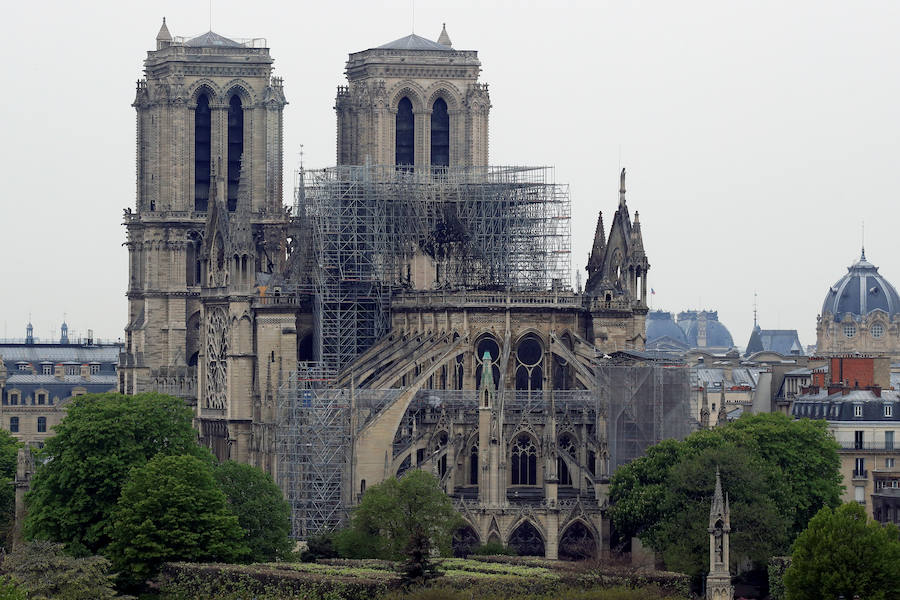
(861, 220, 866, 260)
(209, 0, 213, 31)
(753, 292, 758, 328)
(411, 0, 415, 33)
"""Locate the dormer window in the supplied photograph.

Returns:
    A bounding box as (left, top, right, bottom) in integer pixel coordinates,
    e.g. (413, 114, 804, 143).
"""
(872, 323, 885, 339)
(844, 324, 857, 338)
(885, 404, 893, 417)
(854, 404, 863, 418)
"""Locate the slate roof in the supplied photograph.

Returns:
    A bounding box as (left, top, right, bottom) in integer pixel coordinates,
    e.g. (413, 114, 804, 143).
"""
(377, 33, 453, 51)
(0, 344, 119, 364)
(793, 388, 900, 421)
(745, 327, 804, 357)
(647, 311, 689, 347)
(821, 251, 900, 319)
(186, 31, 242, 47)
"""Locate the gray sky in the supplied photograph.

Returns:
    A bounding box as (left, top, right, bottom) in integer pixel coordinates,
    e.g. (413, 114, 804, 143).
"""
(2, 1, 899, 349)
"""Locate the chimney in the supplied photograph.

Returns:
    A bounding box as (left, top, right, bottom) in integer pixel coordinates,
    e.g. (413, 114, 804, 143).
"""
(54, 364, 64, 380)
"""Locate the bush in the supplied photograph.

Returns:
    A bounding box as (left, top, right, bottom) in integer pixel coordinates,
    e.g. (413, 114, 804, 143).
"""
(0, 541, 122, 600)
(470, 541, 516, 556)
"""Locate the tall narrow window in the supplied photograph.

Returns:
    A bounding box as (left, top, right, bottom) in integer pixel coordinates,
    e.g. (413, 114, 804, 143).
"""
(194, 94, 211, 211)
(395, 97, 414, 167)
(227, 95, 243, 212)
(470, 445, 479, 485)
(431, 98, 449, 168)
(511, 434, 537, 486)
(37, 417, 47, 433)
(9, 418, 18, 433)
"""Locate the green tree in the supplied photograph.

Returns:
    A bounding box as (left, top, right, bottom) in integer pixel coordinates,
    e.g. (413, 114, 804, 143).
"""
(1, 541, 121, 600)
(335, 470, 462, 560)
(214, 460, 292, 562)
(610, 413, 841, 576)
(25, 393, 204, 556)
(784, 502, 900, 600)
(0, 429, 21, 547)
(109, 454, 247, 587)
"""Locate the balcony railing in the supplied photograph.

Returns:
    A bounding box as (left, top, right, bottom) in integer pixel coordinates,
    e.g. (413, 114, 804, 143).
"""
(853, 469, 869, 479)
(839, 441, 896, 451)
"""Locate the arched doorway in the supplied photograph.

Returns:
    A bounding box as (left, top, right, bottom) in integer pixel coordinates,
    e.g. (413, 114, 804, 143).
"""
(508, 521, 544, 556)
(559, 521, 597, 561)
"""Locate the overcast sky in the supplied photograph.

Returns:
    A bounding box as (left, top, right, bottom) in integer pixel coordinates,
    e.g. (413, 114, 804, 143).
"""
(2, 1, 899, 349)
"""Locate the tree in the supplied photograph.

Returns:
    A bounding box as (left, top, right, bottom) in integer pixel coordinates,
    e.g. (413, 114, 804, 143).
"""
(399, 526, 440, 587)
(610, 413, 841, 577)
(334, 470, 463, 560)
(214, 460, 292, 562)
(0, 430, 21, 547)
(109, 454, 247, 587)
(1, 541, 121, 600)
(784, 502, 900, 600)
(25, 393, 204, 556)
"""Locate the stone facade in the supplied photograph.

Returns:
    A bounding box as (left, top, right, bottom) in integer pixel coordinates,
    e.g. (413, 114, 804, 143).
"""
(122, 23, 665, 558)
(336, 30, 489, 168)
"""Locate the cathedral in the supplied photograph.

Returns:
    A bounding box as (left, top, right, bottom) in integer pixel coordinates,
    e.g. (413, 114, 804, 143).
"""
(120, 20, 686, 558)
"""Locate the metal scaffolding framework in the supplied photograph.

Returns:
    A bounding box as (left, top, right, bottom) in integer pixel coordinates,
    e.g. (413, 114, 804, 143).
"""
(294, 165, 571, 372)
(276, 362, 347, 539)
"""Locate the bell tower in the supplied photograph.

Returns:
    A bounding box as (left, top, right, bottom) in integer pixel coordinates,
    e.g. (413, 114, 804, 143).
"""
(335, 24, 490, 168)
(120, 19, 287, 399)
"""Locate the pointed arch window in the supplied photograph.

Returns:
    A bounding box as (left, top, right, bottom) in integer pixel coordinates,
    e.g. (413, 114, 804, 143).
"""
(194, 94, 211, 211)
(227, 95, 243, 212)
(396, 97, 414, 167)
(469, 445, 479, 485)
(511, 434, 537, 486)
(515, 336, 544, 391)
(431, 98, 449, 168)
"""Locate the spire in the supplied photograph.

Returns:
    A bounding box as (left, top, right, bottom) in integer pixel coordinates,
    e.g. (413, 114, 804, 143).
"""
(25, 321, 34, 345)
(156, 17, 172, 50)
(700, 387, 710, 429)
(630, 211, 645, 254)
(619, 167, 626, 208)
(709, 467, 725, 522)
(437, 23, 452, 47)
(586, 211, 606, 275)
(861, 221, 866, 261)
(479, 350, 495, 391)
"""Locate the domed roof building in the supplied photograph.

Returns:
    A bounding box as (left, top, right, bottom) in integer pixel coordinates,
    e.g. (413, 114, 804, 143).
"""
(816, 250, 900, 357)
(677, 310, 735, 351)
(646, 311, 689, 351)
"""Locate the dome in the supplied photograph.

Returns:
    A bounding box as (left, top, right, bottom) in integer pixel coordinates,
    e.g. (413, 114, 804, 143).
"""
(821, 250, 900, 319)
(646, 311, 689, 346)
(677, 310, 734, 349)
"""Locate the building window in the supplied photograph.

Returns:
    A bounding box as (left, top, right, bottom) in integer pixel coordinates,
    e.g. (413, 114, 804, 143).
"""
(430, 98, 449, 168)
(886, 404, 894, 417)
(90, 364, 100, 375)
(395, 97, 415, 167)
(16, 364, 28, 371)
(37, 417, 46, 433)
(226, 94, 243, 212)
(855, 485, 865, 505)
(8, 392, 19, 406)
(469, 445, 479, 486)
(886, 457, 895, 468)
(887, 431, 895, 451)
(36, 393, 46, 406)
(844, 323, 857, 338)
(872, 323, 885, 338)
(515, 335, 544, 392)
(194, 93, 211, 211)
(66, 365, 79, 376)
(9, 418, 18, 433)
(855, 457, 866, 478)
(510, 434, 537, 486)
(855, 430, 864, 449)
(42, 364, 51, 375)
(854, 404, 863, 417)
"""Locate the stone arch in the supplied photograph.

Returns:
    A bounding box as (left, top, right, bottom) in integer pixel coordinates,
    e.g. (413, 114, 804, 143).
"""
(188, 80, 223, 107)
(514, 332, 545, 392)
(388, 82, 427, 112)
(558, 518, 598, 560)
(507, 519, 545, 556)
(425, 83, 463, 111)
(187, 310, 201, 367)
(223, 80, 256, 105)
(452, 522, 481, 557)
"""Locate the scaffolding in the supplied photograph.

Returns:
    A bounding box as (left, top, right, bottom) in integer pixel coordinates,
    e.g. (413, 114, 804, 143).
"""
(276, 362, 348, 539)
(294, 165, 571, 372)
